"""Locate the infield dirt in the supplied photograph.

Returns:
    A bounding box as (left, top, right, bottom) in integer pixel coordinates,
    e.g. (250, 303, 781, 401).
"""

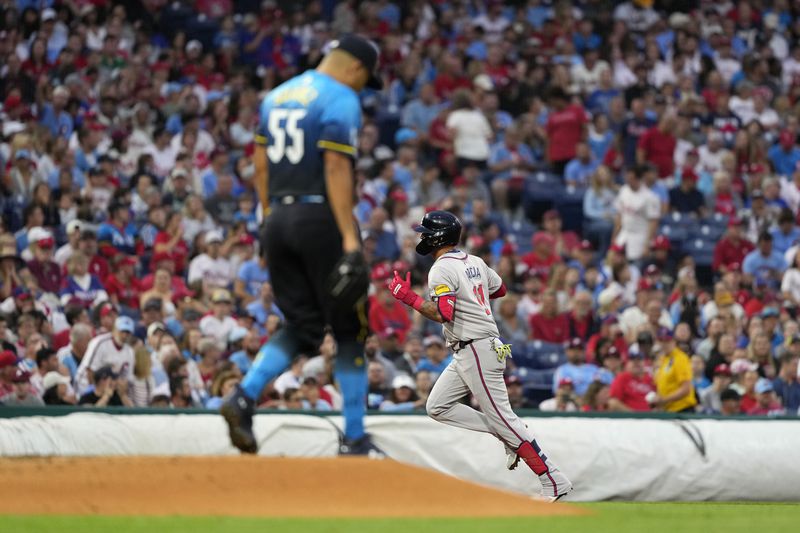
(0, 456, 582, 518)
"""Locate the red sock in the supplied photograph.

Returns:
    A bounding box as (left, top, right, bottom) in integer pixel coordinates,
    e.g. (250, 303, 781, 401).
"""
(516, 441, 548, 475)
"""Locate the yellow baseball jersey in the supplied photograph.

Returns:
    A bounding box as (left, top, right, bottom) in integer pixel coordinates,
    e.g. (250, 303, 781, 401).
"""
(654, 348, 697, 412)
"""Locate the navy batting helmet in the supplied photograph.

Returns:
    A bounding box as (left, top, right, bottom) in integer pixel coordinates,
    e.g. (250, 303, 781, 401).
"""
(414, 210, 462, 255)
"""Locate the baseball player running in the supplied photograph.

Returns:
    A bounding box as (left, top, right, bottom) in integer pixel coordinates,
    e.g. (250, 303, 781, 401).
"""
(389, 210, 573, 501)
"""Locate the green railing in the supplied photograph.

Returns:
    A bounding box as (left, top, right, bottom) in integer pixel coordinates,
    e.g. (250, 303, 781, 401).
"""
(0, 405, 798, 421)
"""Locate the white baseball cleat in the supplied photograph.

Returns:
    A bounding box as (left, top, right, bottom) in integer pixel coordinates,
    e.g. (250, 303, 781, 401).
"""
(538, 468, 573, 502)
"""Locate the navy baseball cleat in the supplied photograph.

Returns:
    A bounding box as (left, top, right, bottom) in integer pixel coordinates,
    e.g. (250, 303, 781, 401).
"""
(339, 434, 386, 458)
(220, 386, 258, 454)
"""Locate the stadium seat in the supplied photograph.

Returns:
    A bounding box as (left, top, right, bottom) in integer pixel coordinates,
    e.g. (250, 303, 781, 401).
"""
(682, 238, 715, 266)
(523, 173, 563, 222)
(515, 367, 556, 405)
(185, 16, 221, 52)
(688, 223, 726, 242)
(159, 4, 194, 38)
(518, 340, 567, 369)
(508, 220, 537, 252)
(553, 186, 586, 234)
(659, 215, 692, 249)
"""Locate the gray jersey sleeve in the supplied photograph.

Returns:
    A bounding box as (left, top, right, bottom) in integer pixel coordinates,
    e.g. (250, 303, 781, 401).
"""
(428, 262, 460, 299)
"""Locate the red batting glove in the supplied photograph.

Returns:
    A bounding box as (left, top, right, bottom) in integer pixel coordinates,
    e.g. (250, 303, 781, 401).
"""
(388, 271, 424, 311)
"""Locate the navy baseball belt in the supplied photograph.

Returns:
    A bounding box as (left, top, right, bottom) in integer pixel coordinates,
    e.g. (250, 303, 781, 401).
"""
(273, 195, 326, 205)
(451, 339, 474, 352)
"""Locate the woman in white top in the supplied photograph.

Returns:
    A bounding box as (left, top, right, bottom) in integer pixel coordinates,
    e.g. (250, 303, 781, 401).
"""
(781, 248, 800, 305)
(130, 346, 156, 407)
(445, 89, 493, 169)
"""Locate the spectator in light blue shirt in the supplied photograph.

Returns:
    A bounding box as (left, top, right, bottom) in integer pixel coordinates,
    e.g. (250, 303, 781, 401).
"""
(236, 255, 270, 300)
(401, 83, 444, 140)
(564, 142, 599, 187)
(417, 336, 451, 380)
(553, 338, 599, 396)
(768, 130, 800, 177)
(39, 85, 73, 139)
(743, 232, 788, 288)
(770, 209, 800, 254)
(582, 166, 618, 255)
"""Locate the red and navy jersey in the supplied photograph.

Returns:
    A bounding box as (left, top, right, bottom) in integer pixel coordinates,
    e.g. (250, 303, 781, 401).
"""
(60, 275, 106, 308)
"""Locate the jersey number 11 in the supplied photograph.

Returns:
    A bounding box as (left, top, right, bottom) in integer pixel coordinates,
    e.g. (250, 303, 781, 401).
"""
(473, 285, 491, 316)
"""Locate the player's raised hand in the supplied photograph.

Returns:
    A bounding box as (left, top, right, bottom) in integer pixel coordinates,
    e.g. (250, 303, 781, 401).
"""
(389, 270, 422, 309)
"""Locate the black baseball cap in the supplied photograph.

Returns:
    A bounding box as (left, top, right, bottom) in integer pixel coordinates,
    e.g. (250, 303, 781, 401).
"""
(329, 34, 383, 89)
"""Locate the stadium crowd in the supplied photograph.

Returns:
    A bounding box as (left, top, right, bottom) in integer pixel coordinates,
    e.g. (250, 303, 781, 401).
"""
(1, 0, 800, 417)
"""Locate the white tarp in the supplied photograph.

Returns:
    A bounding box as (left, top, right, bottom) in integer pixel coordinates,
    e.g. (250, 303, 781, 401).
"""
(1, 413, 799, 502)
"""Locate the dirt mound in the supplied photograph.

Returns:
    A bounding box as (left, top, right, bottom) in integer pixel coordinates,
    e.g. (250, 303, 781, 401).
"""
(0, 456, 582, 517)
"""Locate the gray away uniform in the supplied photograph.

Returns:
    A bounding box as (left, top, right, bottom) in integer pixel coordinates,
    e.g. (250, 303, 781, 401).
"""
(424, 249, 537, 449)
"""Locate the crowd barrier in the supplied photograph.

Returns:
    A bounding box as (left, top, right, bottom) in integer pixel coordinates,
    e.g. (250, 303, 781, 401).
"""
(1, 408, 799, 502)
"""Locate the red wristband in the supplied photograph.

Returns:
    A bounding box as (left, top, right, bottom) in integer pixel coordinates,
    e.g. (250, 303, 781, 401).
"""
(410, 293, 424, 311)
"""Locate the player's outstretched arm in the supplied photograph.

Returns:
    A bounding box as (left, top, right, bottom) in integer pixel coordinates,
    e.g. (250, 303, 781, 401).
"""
(389, 271, 447, 323)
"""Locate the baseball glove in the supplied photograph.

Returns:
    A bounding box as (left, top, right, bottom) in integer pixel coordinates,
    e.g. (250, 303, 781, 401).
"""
(327, 251, 369, 308)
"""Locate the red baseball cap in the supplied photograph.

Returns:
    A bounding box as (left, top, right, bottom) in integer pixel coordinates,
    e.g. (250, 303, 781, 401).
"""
(3, 93, 21, 110)
(371, 263, 392, 282)
(151, 252, 173, 264)
(713, 363, 732, 376)
(578, 239, 593, 251)
(681, 169, 698, 183)
(99, 303, 117, 318)
(637, 278, 654, 292)
(532, 232, 555, 247)
(0, 350, 18, 368)
(36, 237, 55, 249)
(238, 234, 256, 246)
(651, 235, 671, 251)
(501, 241, 517, 256)
(644, 264, 661, 276)
(557, 377, 574, 388)
(610, 243, 625, 254)
(389, 189, 408, 203)
(567, 337, 584, 349)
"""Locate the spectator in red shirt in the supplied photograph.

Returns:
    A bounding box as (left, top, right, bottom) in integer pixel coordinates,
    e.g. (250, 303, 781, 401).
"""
(368, 264, 411, 344)
(566, 290, 597, 343)
(26, 228, 62, 295)
(152, 211, 189, 275)
(586, 315, 628, 364)
(521, 232, 561, 282)
(433, 55, 471, 101)
(737, 369, 760, 413)
(636, 114, 677, 179)
(712, 217, 755, 273)
(545, 86, 588, 175)
(105, 256, 142, 311)
(76, 230, 110, 282)
(529, 290, 570, 343)
(536, 209, 581, 259)
(608, 349, 655, 411)
(139, 254, 192, 299)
